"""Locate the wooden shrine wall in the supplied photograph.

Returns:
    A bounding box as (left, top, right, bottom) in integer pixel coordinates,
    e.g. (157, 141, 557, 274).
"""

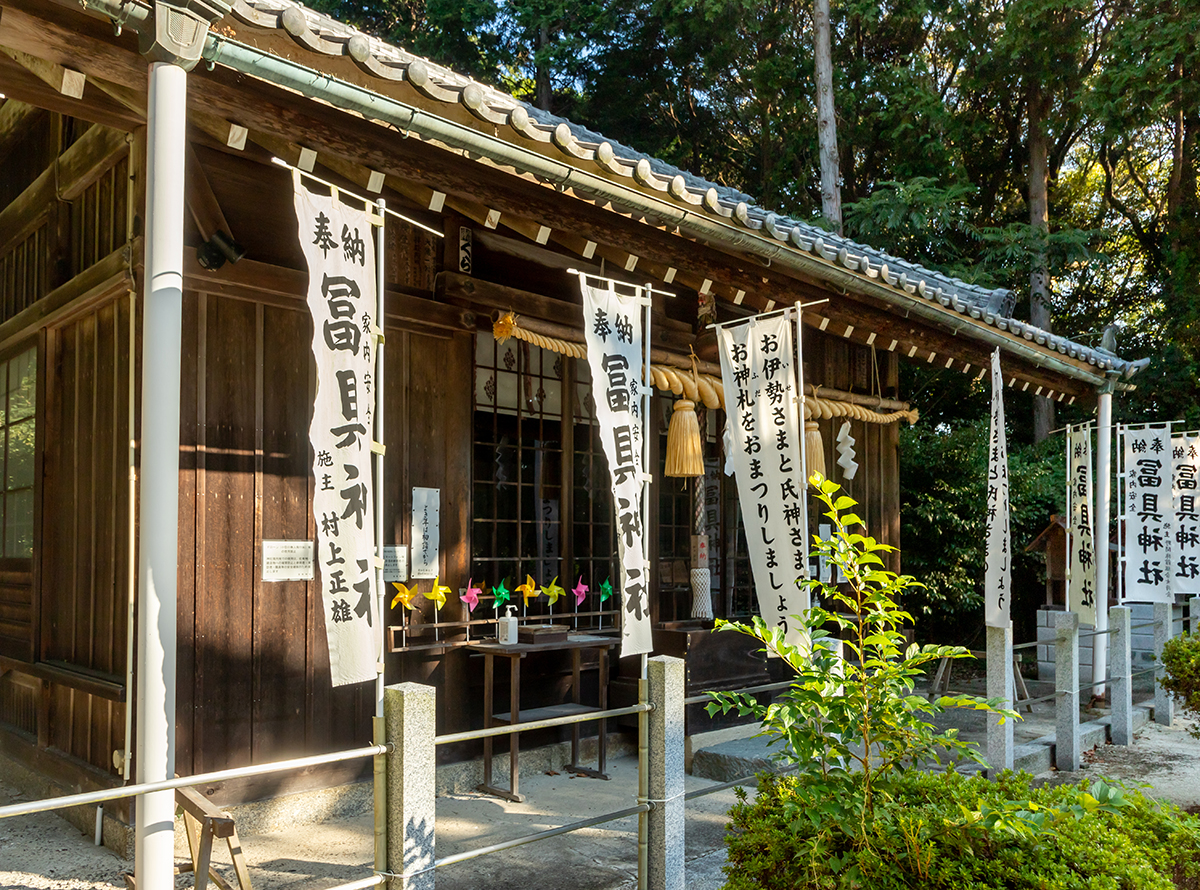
(804, 329, 902, 570)
(174, 282, 473, 802)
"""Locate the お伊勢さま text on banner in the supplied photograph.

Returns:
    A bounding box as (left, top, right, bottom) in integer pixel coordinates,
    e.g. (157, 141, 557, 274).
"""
(294, 171, 380, 686)
(580, 280, 653, 657)
(717, 313, 809, 649)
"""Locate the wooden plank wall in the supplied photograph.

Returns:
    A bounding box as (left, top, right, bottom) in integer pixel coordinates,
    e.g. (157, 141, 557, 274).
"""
(804, 328, 902, 570)
(39, 292, 132, 770)
(176, 282, 474, 799)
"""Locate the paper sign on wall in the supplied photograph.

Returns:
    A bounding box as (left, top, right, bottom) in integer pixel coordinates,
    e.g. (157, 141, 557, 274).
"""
(262, 540, 315, 582)
(411, 488, 441, 579)
(383, 545, 408, 583)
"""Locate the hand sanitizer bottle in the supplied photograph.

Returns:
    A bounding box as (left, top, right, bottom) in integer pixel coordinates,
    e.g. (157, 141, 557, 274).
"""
(499, 605, 518, 645)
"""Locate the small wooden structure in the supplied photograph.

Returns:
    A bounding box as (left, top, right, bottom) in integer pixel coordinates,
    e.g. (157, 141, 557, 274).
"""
(0, 0, 1144, 828)
(1026, 515, 1070, 607)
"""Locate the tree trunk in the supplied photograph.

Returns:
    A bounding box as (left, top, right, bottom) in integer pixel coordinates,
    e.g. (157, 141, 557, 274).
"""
(813, 0, 842, 235)
(536, 22, 552, 111)
(1029, 88, 1054, 443)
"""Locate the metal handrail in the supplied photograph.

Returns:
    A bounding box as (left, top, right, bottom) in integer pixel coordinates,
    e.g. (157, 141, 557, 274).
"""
(683, 679, 793, 706)
(434, 703, 653, 746)
(0, 743, 389, 821)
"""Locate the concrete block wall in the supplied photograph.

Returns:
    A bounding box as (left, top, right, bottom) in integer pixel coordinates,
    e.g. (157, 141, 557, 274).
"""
(1037, 603, 1187, 683)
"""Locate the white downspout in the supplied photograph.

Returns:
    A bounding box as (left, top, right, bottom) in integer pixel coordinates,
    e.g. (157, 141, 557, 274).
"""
(1093, 382, 1115, 698)
(134, 60, 187, 889)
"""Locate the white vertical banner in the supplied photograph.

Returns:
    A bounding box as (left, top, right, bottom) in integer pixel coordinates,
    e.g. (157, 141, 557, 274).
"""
(1122, 424, 1173, 603)
(580, 280, 652, 657)
(984, 349, 1011, 628)
(294, 172, 380, 686)
(717, 313, 809, 647)
(1172, 434, 1200, 595)
(1066, 426, 1098, 626)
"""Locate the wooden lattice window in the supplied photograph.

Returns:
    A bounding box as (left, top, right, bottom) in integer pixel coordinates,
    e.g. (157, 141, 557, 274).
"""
(0, 346, 36, 558)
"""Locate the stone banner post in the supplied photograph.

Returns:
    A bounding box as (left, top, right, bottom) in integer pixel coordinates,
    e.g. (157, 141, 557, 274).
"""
(1054, 611, 1080, 771)
(386, 682, 436, 890)
(1110, 606, 1133, 746)
(647, 655, 685, 890)
(1154, 602, 1174, 727)
(986, 623, 1014, 774)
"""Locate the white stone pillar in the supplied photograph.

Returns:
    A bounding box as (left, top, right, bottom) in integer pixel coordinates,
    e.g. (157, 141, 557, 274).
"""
(986, 623, 1014, 774)
(1110, 606, 1133, 745)
(1055, 611, 1080, 771)
(647, 656, 685, 890)
(386, 683, 436, 890)
(1154, 602, 1174, 726)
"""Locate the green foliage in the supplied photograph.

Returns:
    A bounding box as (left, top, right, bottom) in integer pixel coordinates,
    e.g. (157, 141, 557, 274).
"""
(723, 769, 1200, 890)
(1161, 632, 1200, 740)
(898, 419, 1065, 645)
(706, 479, 1017, 840)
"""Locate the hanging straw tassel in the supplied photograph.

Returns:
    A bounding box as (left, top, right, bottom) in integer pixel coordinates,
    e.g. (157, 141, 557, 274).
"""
(666, 354, 705, 477)
(666, 399, 704, 477)
(805, 420, 826, 481)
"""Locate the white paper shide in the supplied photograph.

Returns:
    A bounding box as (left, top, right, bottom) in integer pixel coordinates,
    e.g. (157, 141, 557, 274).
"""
(717, 314, 808, 648)
(1066, 427, 1097, 626)
(294, 172, 379, 686)
(984, 349, 1011, 628)
(1123, 425, 1173, 603)
(580, 282, 653, 657)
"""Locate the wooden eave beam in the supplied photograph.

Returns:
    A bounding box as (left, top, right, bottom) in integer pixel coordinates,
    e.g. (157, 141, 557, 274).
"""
(0, 49, 140, 131)
(183, 253, 477, 332)
(0, 43, 85, 98)
(0, 121, 129, 256)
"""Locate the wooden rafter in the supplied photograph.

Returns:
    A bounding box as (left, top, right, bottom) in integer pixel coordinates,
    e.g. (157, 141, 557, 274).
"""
(0, 97, 43, 163)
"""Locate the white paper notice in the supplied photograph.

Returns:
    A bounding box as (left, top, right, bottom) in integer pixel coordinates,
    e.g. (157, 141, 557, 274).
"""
(411, 488, 441, 579)
(383, 545, 408, 583)
(262, 540, 315, 582)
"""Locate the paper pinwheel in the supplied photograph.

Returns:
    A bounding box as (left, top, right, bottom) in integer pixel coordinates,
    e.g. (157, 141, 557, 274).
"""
(391, 582, 418, 610)
(425, 576, 451, 610)
(492, 578, 512, 609)
(599, 577, 614, 603)
(516, 574, 539, 605)
(573, 576, 589, 607)
(542, 576, 566, 607)
(461, 578, 482, 613)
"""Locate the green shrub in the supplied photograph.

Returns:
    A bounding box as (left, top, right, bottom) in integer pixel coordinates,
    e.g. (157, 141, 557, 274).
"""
(724, 769, 1200, 890)
(706, 479, 1200, 889)
(1162, 632, 1200, 739)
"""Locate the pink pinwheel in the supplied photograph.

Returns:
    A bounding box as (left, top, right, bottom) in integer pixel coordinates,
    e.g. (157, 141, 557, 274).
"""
(462, 578, 482, 613)
(573, 576, 589, 607)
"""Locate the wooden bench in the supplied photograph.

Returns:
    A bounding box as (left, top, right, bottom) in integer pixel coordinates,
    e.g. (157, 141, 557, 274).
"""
(122, 784, 252, 890)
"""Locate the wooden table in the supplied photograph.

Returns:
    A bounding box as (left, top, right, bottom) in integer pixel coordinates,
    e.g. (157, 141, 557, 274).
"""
(467, 634, 618, 802)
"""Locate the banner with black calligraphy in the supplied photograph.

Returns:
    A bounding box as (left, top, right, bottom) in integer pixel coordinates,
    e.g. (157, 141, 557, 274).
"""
(1067, 426, 1097, 626)
(580, 281, 653, 657)
(294, 171, 380, 687)
(1173, 434, 1200, 595)
(717, 314, 809, 648)
(984, 349, 1011, 628)
(1122, 425, 1173, 603)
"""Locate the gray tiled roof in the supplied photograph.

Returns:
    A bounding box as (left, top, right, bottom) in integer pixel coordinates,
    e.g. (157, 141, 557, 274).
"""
(229, 0, 1138, 381)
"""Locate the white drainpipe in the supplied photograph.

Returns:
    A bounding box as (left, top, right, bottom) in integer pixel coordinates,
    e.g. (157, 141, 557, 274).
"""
(134, 60, 187, 889)
(1093, 383, 1115, 697)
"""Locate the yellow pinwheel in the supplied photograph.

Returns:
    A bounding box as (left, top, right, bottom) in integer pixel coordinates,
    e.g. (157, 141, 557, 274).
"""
(542, 576, 566, 607)
(426, 575, 451, 610)
(391, 582, 418, 610)
(516, 574, 539, 605)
